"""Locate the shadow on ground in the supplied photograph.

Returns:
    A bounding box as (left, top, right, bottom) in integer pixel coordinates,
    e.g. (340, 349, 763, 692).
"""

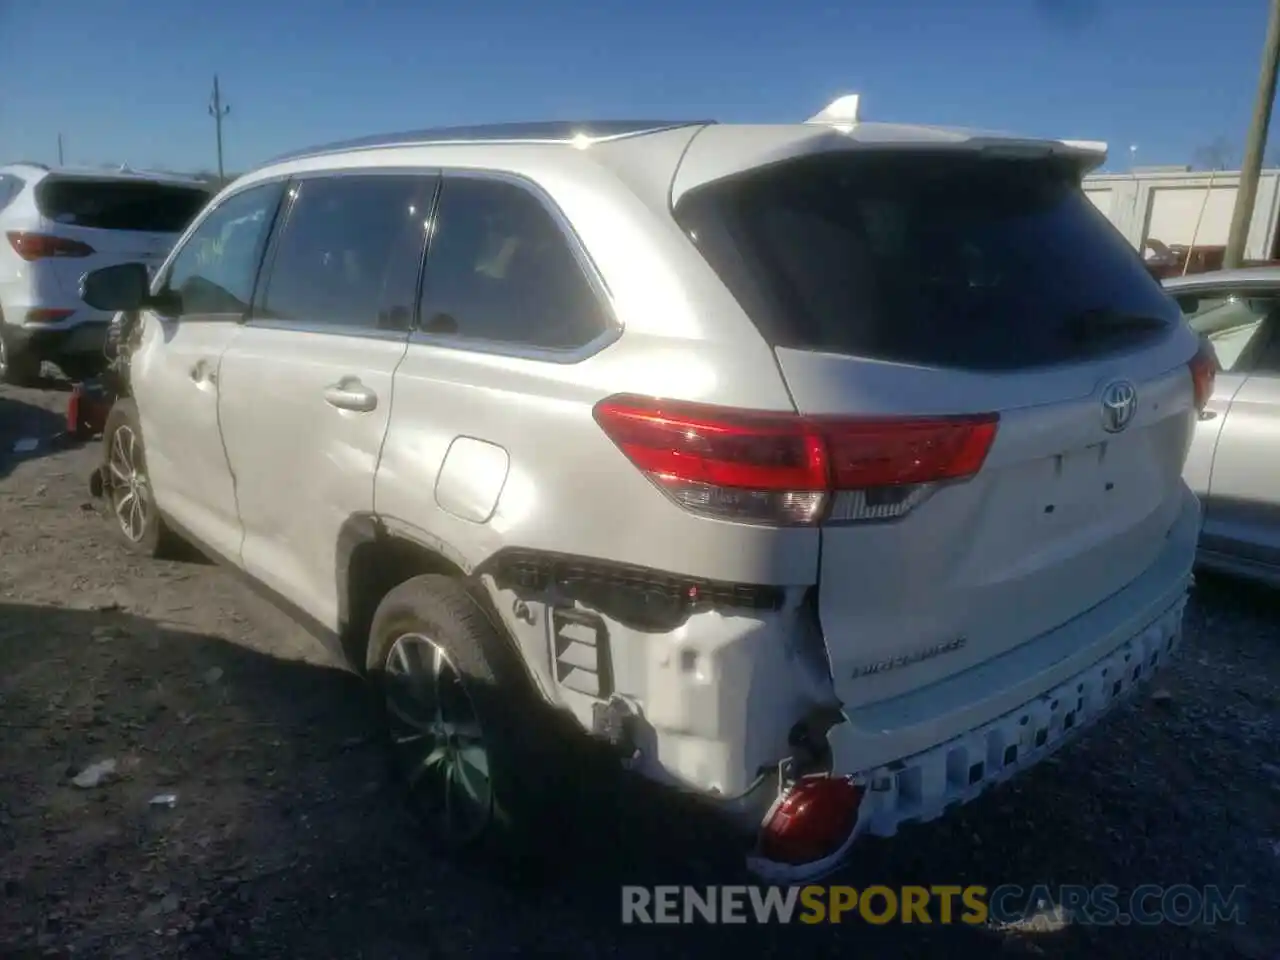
(0, 393, 75, 480)
(0, 602, 1023, 958)
(0, 595, 1273, 958)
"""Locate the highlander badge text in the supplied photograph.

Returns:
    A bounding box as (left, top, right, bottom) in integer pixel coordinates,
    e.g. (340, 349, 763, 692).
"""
(849, 637, 968, 679)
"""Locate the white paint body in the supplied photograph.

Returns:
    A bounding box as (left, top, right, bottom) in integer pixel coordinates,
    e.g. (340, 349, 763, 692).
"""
(121, 115, 1201, 847)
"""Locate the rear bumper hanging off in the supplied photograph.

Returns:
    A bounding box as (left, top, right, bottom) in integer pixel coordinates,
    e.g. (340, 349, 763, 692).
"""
(746, 594, 1185, 883)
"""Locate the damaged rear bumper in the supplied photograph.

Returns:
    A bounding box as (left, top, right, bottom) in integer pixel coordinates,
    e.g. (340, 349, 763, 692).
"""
(482, 490, 1198, 881)
(747, 591, 1185, 882)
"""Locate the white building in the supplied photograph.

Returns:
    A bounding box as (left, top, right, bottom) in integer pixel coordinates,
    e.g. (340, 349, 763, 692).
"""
(1083, 166, 1280, 261)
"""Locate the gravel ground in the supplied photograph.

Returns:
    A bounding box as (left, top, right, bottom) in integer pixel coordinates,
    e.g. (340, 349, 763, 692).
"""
(1, 378, 1279, 959)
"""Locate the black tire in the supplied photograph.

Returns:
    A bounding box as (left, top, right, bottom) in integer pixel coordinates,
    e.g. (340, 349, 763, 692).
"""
(0, 321, 41, 386)
(101, 399, 177, 557)
(366, 575, 575, 866)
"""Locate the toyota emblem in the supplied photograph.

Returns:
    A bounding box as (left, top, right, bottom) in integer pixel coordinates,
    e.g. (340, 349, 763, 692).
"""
(1100, 380, 1138, 433)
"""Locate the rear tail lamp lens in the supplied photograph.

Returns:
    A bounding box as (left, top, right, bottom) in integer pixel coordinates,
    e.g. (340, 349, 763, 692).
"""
(6, 231, 95, 260)
(593, 394, 998, 526)
(1189, 338, 1218, 414)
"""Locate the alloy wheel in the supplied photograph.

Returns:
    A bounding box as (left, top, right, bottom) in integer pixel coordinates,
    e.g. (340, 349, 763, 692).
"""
(384, 632, 494, 845)
(107, 425, 150, 542)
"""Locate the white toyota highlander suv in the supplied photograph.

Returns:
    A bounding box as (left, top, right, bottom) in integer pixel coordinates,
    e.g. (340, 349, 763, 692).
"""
(0, 162, 211, 383)
(80, 99, 1214, 879)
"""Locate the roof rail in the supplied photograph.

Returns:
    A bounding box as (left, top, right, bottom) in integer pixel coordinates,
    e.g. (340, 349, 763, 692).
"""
(265, 119, 712, 166)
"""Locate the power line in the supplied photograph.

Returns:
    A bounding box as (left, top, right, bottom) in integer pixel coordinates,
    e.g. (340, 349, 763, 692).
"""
(208, 74, 231, 184)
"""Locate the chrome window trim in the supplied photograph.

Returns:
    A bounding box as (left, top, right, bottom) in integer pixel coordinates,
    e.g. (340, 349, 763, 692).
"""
(242, 319, 412, 343)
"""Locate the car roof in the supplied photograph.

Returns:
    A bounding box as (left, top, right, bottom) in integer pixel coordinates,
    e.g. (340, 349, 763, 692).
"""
(244, 98, 1109, 199)
(1162, 266, 1280, 292)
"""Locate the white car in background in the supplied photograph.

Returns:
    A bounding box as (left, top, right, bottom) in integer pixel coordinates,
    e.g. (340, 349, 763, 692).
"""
(1165, 268, 1280, 585)
(0, 163, 212, 384)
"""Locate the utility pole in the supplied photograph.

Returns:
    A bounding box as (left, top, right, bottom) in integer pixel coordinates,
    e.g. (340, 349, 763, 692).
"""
(57, 133, 64, 166)
(208, 74, 231, 184)
(1225, 0, 1280, 268)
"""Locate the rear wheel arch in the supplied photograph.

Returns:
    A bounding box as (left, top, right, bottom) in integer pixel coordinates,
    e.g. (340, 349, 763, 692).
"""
(337, 514, 493, 670)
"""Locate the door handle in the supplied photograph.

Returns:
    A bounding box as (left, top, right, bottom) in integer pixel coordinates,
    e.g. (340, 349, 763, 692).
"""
(1198, 410, 1218, 421)
(323, 380, 377, 412)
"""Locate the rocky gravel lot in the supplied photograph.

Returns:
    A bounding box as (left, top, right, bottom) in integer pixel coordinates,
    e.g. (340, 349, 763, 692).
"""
(1, 378, 1279, 959)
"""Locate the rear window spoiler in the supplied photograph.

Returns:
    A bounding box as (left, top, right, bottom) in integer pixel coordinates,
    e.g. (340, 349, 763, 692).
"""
(802, 94, 1107, 173)
(671, 102, 1110, 204)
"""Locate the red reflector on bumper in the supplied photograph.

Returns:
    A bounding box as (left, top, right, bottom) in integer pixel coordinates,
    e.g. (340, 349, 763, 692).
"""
(757, 776, 864, 865)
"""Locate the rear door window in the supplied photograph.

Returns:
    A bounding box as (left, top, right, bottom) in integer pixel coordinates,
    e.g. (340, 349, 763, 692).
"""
(256, 174, 436, 332)
(417, 176, 609, 350)
(675, 152, 1180, 371)
(35, 178, 210, 233)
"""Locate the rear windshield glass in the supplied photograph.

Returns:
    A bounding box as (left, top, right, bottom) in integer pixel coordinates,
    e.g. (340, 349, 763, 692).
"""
(674, 152, 1179, 370)
(36, 178, 210, 234)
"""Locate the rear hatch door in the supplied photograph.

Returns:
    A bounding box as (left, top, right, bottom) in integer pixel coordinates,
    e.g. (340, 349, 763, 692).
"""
(674, 147, 1201, 709)
(34, 175, 211, 300)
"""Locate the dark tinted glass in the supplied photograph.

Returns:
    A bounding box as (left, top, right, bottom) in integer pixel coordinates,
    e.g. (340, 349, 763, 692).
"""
(259, 175, 434, 331)
(675, 152, 1180, 370)
(419, 177, 607, 349)
(164, 182, 285, 317)
(35, 178, 210, 232)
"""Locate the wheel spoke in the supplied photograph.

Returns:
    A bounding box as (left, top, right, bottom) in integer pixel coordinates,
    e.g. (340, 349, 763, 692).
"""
(457, 742, 489, 777)
(400, 640, 434, 704)
(442, 763, 455, 829)
(441, 720, 483, 745)
(108, 462, 129, 484)
(114, 490, 135, 524)
(128, 497, 143, 539)
(407, 744, 449, 786)
(431, 645, 447, 724)
(455, 747, 490, 797)
(112, 429, 130, 472)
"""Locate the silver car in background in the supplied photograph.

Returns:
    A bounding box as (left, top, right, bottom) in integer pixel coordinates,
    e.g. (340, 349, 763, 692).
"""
(1165, 268, 1280, 585)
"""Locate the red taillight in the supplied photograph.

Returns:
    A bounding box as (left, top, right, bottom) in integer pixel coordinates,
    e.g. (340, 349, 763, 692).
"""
(757, 776, 864, 865)
(6, 231, 95, 261)
(24, 308, 74, 324)
(1189, 340, 1217, 414)
(592, 394, 998, 526)
(823, 415, 999, 489)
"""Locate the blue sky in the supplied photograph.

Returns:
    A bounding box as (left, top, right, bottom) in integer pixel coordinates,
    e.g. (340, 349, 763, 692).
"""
(0, 0, 1272, 174)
